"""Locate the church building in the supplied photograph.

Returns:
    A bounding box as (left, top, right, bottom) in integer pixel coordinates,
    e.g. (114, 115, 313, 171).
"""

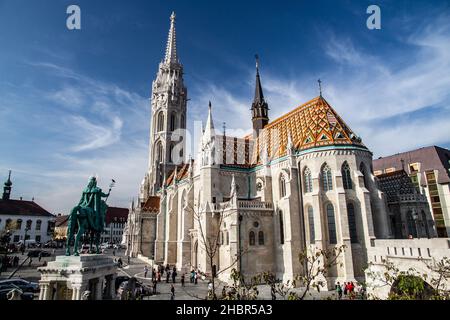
(124, 12, 440, 288)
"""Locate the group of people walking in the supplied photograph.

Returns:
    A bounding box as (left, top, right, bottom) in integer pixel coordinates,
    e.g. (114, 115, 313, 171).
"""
(335, 281, 366, 300)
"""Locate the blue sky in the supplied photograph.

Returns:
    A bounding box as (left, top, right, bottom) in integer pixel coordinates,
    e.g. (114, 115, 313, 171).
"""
(0, 0, 450, 213)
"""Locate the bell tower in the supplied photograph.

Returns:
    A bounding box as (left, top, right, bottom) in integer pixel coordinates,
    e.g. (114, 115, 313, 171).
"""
(144, 12, 188, 197)
(2, 170, 12, 200)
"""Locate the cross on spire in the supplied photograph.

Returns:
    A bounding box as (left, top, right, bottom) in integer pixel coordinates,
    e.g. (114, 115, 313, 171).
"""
(318, 79, 323, 97)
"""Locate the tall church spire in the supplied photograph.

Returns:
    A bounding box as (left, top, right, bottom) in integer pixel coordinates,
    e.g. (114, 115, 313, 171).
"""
(164, 12, 178, 65)
(251, 54, 269, 137)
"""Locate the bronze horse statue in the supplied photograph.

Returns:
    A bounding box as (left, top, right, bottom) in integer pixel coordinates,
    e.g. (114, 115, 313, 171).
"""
(65, 177, 113, 256)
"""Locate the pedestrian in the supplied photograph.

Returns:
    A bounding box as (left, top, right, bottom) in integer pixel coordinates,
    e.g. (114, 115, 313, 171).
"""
(152, 279, 157, 294)
(144, 265, 149, 278)
(13, 256, 19, 267)
(152, 269, 156, 280)
(335, 281, 343, 300)
(172, 268, 177, 283)
(157, 270, 161, 282)
(113, 249, 116, 256)
(166, 270, 170, 283)
(181, 274, 185, 287)
(28, 257, 32, 267)
(170, 284, 175, 300)
(194, 272, 198, 285)
(190, 270, 195, 283)
(343, 282, 348, 297)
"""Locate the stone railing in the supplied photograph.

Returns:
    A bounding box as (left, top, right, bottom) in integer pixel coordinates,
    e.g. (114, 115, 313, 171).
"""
(237, 200, 273, 210)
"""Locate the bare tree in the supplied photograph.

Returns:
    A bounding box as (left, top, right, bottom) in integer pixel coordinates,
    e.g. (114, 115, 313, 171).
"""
(189, 202, 245, 300)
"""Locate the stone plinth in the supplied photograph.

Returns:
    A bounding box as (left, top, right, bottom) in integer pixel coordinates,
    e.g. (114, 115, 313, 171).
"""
(38, 254, 117, 300)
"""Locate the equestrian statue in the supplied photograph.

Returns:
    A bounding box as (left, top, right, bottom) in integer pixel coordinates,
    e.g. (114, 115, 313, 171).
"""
(65, 176, 115, 256)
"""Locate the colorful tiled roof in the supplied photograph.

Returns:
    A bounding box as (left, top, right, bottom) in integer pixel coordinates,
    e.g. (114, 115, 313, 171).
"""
(252, 96, 366, 163)
(166, 163, 190, 185)
(142, 196, 160, 212)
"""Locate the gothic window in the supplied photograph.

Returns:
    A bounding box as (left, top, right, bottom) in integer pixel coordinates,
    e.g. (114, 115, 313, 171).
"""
(322, 164, 333, 192)
(157, 112, 164, 132)
(280, 175, 287, 198)
(36, 220, 42, 231)
(421, 210, 430, 238)
(342, 162, 353, 190)
(226, 231, 229, 245)
(279, 211, 285, 245)
(308, 206, 315, 244)
(16, 219, 22, 230)
(326, 203, 337, 244)
(220, 232, 224, 245)
(304, 167, 313, 193)
(360, 163, 368, 188)
(169, 144, 174, 163)
(347, 203, 358, 243)
(156, 142, 163, 163)
(407, 211, 417, 238)
(170, 113, 176, 131)
(249, 231, 256, 246)
(258, 231, 264, 245)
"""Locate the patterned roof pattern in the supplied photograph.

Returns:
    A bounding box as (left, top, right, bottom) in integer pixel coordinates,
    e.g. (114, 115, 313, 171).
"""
(252, 96, 366, 163)
(166, 163, 190, 185)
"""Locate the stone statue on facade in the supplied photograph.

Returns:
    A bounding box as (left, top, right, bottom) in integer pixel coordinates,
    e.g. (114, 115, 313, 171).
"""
(65, 177, 115, 256)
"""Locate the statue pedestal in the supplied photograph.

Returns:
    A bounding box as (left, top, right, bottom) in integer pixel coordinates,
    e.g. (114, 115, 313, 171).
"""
(37, 254, 117, 300)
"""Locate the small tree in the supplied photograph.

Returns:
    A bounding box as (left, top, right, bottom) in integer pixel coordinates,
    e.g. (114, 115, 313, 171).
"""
(365, 257, 450, 300)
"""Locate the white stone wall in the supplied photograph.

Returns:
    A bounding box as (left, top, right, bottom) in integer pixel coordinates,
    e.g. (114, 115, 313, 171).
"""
(0, 214, 55, 244)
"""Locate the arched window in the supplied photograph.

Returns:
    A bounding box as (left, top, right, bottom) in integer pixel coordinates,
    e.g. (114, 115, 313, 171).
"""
(220, 232, 224, 245)
(304, 167, 313, 193)
(342, 162, 352, 189)
(249, 231, 255, 246)
(258, 231, 264, 245)
(280, 175, 287, 198)
(36, 220, 42, 231)
(16, 219, 22, 230)
(181, 115, 185, 129)
(170, 113, 176, 131)
(326, 203, 337, 244)
(157, 112, 164, 132)
(5, 219, 12, 230)
(156, 142, 163, 163)
(322, 164, 333, 192)
(407, 211, 417, 238)
(360, 163, 368, 188)
(421, 210, 430, 238)
(308, 206, 315, 244)
(169, 144, 174, 163)
(279, 211, 285, 244)
(347, 203, 358, 243)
